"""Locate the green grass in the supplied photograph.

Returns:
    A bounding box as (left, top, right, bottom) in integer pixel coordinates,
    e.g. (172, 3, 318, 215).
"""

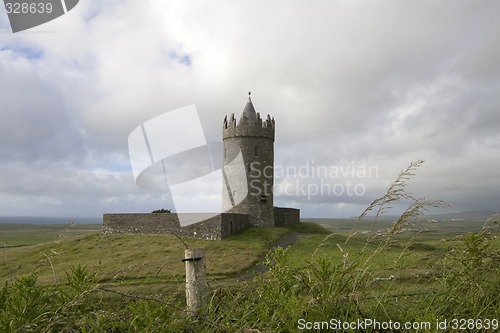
(1, 219, 499, 332)
(1, 163, 499, 331)
(280, 221, 500, 301)
(1, 220, 497, 289)
(0, 225, 294, 286)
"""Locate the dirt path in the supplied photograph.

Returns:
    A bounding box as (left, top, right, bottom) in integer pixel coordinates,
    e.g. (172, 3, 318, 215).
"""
(235, 232, 309, 281)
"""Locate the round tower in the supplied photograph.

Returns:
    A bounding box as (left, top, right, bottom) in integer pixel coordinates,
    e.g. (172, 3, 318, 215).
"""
(222, 93, 275, 227)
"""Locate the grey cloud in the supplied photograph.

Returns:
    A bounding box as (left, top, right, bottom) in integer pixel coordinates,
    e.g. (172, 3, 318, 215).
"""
(0, 58, 84, 163)
(1, 0, 499, 217)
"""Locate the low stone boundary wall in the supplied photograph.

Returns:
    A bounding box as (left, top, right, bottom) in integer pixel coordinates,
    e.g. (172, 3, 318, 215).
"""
(102, 213, 249, 240)
(103, 207, 299, 240)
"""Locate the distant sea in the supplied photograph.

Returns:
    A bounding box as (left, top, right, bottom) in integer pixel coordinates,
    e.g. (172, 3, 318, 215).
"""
(0, 216, 102, 225)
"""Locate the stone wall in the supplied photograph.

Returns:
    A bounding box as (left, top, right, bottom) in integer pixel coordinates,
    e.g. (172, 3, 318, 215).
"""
(102, 213, 249, 240)
(103, 207, 299, 240)
(274, 207, 300, 227)
(219, 213, 251, 238)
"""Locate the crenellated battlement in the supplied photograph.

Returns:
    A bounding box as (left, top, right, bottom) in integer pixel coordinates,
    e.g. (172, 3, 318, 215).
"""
(222, 96, 275, 141)
(223, 113, 275, 130)
(222, 118, 275, 140)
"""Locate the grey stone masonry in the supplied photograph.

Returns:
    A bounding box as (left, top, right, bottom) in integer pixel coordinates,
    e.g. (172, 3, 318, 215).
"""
(103, 94, 301, 240)
(274, 207, 300, 227)
(222, 95, 276, 227)
(102, 213, 249, 240)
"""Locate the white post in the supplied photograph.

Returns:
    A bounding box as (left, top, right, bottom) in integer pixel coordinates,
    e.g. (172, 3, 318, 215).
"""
(184, 248, 209, 313)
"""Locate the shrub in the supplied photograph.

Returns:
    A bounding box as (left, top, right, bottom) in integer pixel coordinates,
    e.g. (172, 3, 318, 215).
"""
(151, 209, 171, 214)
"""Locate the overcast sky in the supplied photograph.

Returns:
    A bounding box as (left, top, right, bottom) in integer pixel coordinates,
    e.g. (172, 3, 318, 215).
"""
(1, 1, 499, 219)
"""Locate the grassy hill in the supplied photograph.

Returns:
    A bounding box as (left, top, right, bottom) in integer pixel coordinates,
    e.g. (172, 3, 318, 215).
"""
(0, 223, 328, 287)
(1, 220, 499, 332)
(2, 219, 498, 289)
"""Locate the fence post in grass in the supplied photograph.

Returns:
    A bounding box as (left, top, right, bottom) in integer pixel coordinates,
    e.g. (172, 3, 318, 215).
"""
(184, 248, 209, 313)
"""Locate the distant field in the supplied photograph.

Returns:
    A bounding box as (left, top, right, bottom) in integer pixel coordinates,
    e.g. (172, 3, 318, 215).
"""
(303, 217, 489, 235)
(0, 217, 489, 248)
(0, 223, 102, 247)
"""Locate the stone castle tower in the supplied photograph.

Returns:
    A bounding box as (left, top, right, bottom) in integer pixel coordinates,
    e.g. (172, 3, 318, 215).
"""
(103, 94, 299, 239)
(222, 93, 275, 227)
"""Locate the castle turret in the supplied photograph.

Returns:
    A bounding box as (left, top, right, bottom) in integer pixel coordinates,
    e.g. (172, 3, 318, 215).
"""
(222, 93, 275, 227)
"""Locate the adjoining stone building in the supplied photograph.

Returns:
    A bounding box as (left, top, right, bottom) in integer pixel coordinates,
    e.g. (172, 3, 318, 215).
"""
(103, 94, 300, 239)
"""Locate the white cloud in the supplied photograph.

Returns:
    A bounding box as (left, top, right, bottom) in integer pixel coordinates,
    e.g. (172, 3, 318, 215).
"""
(0, 0, 499, 218)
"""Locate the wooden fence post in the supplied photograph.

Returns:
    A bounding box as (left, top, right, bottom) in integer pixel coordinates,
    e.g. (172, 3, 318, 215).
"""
(184, 248, 209, 313)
